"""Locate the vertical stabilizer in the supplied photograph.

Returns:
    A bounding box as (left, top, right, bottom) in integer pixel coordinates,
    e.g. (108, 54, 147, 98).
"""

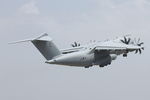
(9, 33, 61, 60)
(31, 33, 61, 60)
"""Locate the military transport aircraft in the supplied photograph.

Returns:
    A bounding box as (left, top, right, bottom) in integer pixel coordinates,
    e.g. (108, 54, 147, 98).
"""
(10, 33, 144, 68)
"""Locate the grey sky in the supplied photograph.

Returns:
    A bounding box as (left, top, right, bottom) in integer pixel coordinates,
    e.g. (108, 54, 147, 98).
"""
(0, 0, 150, 100)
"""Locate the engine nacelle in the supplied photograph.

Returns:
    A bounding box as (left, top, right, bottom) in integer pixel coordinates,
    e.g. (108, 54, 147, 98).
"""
(110, 54, 117, 60)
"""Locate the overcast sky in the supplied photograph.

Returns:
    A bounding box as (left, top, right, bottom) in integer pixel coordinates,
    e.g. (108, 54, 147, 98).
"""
(0, 0, 150, 100)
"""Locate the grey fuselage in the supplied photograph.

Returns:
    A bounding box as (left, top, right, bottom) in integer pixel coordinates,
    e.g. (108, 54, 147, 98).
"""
(46, 48, 117, 67)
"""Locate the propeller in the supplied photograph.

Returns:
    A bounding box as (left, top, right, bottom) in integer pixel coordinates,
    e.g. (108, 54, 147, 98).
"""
(120, 37, 131, 56)
(121, 36, 144, 55)
(134, 38, 144, 54)
(71, 42, 80, 47)
(120, 37, 131, 45)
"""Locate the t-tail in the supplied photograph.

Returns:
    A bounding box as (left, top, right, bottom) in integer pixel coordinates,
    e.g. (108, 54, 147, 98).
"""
(9, 33, 61, 60)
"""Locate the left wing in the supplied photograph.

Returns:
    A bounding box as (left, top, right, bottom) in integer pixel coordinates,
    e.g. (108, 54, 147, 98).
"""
(61, 47, 84, 54)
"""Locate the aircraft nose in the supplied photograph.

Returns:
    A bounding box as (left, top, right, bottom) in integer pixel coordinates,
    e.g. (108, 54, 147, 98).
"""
(45, 59, 57, 64)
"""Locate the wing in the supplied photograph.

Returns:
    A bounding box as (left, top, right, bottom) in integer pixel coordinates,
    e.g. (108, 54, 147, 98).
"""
(61, 47, 84, 54)
(94, 41, 141, 55)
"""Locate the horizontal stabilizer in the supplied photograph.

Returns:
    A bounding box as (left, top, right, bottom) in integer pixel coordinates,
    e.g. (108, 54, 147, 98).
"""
(8, 39, 33, 44)
(9, 33, 52, 44)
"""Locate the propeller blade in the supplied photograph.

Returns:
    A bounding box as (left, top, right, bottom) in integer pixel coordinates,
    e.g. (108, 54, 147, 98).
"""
(135, 50, 138, 54)
(74, 42, 77, 47)
(71, 42, 80, 47)
(138, 38, 140, 43)
(127, 38, 131, 44)
(139, 42, 144, 46)
(121, 39, 125, 44)
(124, 37, 127, 43)
(121, 37, 131, 45)
(71, 44, 75, 47)
(139, 49, 142, 54)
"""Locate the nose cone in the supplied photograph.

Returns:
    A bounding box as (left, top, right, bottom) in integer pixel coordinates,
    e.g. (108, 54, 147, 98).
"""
(45, 59, 57, 64)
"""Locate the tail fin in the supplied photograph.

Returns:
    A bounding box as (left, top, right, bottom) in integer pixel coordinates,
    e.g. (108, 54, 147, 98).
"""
(10, 33, 61, 60)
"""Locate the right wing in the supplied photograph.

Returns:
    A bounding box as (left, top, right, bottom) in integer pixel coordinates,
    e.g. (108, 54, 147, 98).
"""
(92, 41, 141, 55)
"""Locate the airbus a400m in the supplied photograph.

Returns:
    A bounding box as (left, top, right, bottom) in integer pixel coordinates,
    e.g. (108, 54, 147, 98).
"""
(10, 33, 144, 68)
